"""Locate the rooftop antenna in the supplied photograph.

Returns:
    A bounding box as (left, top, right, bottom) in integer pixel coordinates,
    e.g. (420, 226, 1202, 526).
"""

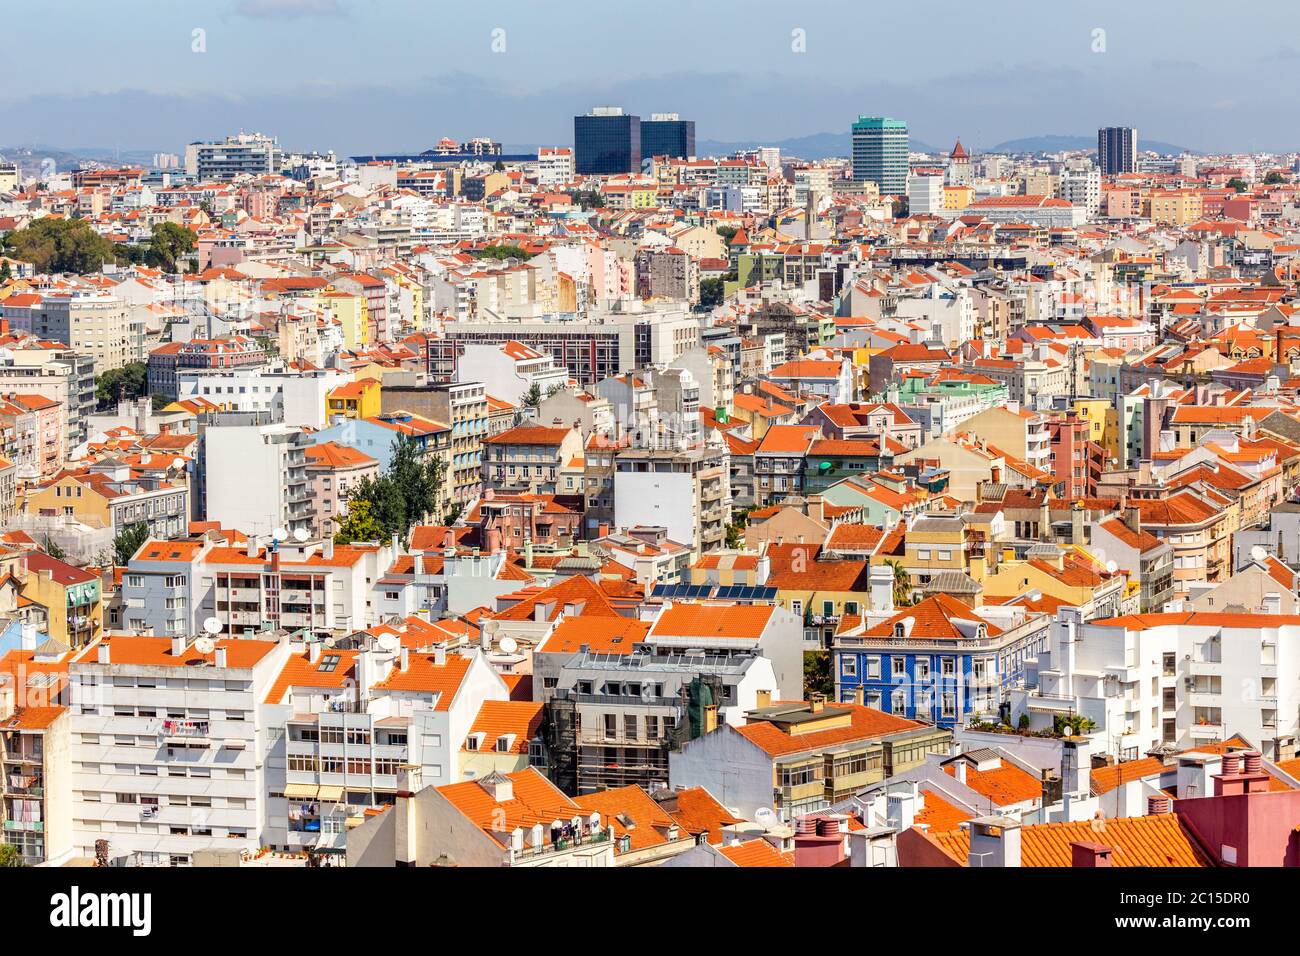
(202, 617, 222, 636)
(194, 636, 215, 655)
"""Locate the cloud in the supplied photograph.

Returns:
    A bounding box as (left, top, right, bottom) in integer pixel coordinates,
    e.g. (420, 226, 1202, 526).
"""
(233, 0, 343, 18)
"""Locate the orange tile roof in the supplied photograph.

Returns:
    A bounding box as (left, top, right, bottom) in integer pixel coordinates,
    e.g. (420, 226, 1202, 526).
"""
(436, 768, 582, 849)
(572, 786, 681, 852)
(264, 649, 359, 705)
(667, 787, 743, 845)
(650, 603, 775, 641)
(718, 837, 794, 867)
(464, 700, 544, 754)
(371, 652, 473, 706)
(925, 814, 1211, 867)
(74, 636, 277, 669)
(737, 703, 922, 758)
(944, 759, 1042, 807)
(538, 615, 650, 655)
(866, 594, 1004, 640)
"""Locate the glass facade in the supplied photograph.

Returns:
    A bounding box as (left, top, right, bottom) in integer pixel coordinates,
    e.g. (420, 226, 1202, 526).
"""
(574, 114, 641, 174)
(641, 119, 695, 161)
(851, 116, 909, 195)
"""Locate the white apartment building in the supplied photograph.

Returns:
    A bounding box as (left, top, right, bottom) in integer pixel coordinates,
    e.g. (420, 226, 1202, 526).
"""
(906, 173, 944, 215)
(178, 366, 352, 428)
(203, 422, 316, 538)
(1059, 165, 1101, 219)
(1015, 606, 1300, 762)
(456, 340, 569, 406)
(68, 634, 290, 866)
(264, 640, 508, 852)
(535, 147, 575, 186)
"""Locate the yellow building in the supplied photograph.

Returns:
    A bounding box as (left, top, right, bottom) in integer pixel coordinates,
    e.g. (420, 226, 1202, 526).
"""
(943, 185, 974, 211)
(1071, 398, 1110, 448)
(1147, 189, 1203, 225)
(980, 547, 1124, 610)
(325, 378, 382, 421)
(22, 551, 103, 650)
(317, 290, 369, 349)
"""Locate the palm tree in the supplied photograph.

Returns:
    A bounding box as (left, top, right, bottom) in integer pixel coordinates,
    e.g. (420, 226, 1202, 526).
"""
(885, 560, 913, 607)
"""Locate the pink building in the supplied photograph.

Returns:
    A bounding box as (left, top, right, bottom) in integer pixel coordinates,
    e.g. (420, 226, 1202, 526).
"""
(0, 393, 64, 480)
(304, 441, 379, 538)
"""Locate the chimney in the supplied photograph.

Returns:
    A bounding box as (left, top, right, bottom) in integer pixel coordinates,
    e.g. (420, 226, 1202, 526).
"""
(400, 646, 410, 671)
(323, 537, 335, 560)
(1071, 502, 1085, 546)
(1123, 505, 1141, 535)
(809, 693, 825, 714)
(853, 685, 865, 706)
(394, 765, 424, 867)
(1147, 795, 1172, 815)
(19, 620, 36, 651)
(1263, 592, 1282, 615)
(1221, 752, 1241, 775)
(953, 759, 968, 785)
(246, 537, 258, 559)
(869, 563, 895, 613)
(171, 635, 187, 657)
(1070, 841, 1113, 867)
(98, 640, 111, 664)
(308, 639, 322, 664)
(967, 817, 1021, 867)
(214, 645, 228, 668)
(598, 522, 610, 539)
(886, 787, 917, 831)
(703, 704, 718, 734)
(755, 689, 772, 709)
(434, 645, 447, 666)
(807, 494, 825, 524)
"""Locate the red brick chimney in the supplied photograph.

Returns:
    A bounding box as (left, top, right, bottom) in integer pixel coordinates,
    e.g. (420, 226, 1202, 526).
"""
(1070, 841, 1113, 867)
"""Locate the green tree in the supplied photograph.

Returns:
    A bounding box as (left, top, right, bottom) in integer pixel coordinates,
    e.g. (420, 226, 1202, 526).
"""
(42, 535, 65, 561)
(885, 559, 914, 607)
(473, 244, 531, 261)
(522, 382, 542, 409)
(804, 650, 833, 698)
(0, 843, 23, 867)
(1, 216, 122, 274)
(1265, 171, 1286, 185)
(338, 435, 446, 542)
(333, 497, 385, 544)
(716, 225, 738, 244)
(95, 362, 148, 408)
(1227, 177, 1249, 193)
(699, 277, 725, 309)
(148, 222, 196, 272)
(113, 521, 150, 566)
(569, 190, 604, 210)
(0, 260, 11, 282)
(151, 393, 173, 412)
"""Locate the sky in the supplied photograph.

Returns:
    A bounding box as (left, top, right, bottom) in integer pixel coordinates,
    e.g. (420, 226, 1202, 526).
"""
(5, 0, 1300, 157)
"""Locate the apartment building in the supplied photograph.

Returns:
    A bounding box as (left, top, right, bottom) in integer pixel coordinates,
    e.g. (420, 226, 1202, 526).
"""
(483, 424, 583, 496)
(1017, 606, 1300, 761)
(0, 650, 72, 866)
(67, 634, 289, 866)
(0, 393, 65, 480)
(670, 695, 950, 821)
(203, 422, 316, 538)
(185, 132, 283, 181)
(613, 444, 730, 552)
(10, 292, 142, 373)
(457, 340, 569, 406)
(22, 458, 190, 540)
(379, 380, 487, 510)
(303, 442, 379, 538)
(265, 640, 508, 852)
(0, 338, 96, 453)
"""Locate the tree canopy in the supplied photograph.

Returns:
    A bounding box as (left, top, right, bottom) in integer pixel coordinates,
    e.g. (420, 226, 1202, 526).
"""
(1, 216, 121, 274)
(96, 362, 148, 408)
(472, 244, 532, 261)
(335, 435, 445, 543)
(113, 521, 150, 566)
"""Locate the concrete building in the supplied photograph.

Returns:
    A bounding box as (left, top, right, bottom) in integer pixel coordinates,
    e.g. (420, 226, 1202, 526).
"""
(613, 443, 729, 552)
(203, 422, 315, 538)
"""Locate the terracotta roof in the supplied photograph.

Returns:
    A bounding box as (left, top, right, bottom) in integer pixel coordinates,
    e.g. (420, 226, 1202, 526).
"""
(464, 700, 544, 754)
(718, 837, 794, 867)
(924, 813, 1211, 867)
(736, 703, 922, 758)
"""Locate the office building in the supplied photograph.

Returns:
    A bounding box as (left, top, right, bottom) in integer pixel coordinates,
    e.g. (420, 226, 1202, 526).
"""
(184, 132, 283, 181)
(1097, 126, 1137, 176)
(640, 113, 696, 161)
(851, 116, 909, 194)
(574, 107, 641, 175)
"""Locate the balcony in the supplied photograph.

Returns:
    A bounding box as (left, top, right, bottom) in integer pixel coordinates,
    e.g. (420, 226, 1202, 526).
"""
(1189, 722, 1223, 740)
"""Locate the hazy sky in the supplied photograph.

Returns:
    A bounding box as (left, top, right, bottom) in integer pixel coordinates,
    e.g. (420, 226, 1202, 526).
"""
(5, 0, 1300, 155)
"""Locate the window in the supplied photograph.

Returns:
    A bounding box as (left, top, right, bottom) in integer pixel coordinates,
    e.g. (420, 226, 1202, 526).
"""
(941, 658, 955, 677)
(604, 714, 617, 739)
(841, 656, 857, 678)
(866, 656, 880, 679)
(891, 657, 905, 677)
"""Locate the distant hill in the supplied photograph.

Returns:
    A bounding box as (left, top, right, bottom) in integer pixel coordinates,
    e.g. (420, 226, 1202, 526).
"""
(988, 134, 1198, 156)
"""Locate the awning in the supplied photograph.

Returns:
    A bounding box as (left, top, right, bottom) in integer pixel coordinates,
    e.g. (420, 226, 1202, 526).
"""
(222, 739, 246, 750)
(284, 783, 319, 799)
(317, 785, 345, 802)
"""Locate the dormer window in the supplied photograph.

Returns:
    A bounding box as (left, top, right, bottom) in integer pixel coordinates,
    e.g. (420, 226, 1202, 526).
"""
(893, 622, 906, 638)
(466, 732, 485, 751)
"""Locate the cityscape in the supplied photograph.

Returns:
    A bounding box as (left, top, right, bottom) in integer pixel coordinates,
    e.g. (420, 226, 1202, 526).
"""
(0, 9, 1295, 911)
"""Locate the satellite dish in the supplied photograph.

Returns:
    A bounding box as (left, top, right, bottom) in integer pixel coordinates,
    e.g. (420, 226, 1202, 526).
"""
(754, 807, 776, 826)
(1105, 560, 1118, 574)
(323, 636, 337, 648)
(203, 617, 222, 635)
(194, 636, 215, 655)
(172, 458, 183, 470)
(1251, 545, 1268, 563)
(273, 526, 288, 541)
(293, 527, 310, 543)
(376, 634, 401, 653)
(498, 636, 518, 655)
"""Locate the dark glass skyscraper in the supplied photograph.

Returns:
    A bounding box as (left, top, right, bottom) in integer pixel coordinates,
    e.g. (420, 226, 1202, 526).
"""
(574, 108, 641, 174)
(641, 113, 696, 161)
(1097, 127, 1137, 176)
